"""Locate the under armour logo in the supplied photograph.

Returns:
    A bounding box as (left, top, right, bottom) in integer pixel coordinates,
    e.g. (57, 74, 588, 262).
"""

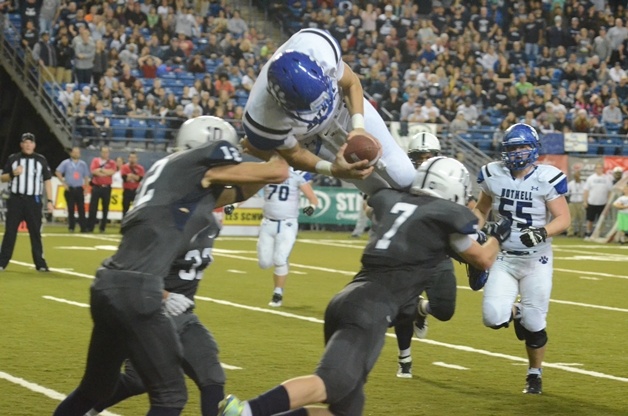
(531, 186, 539, 191)
(539, 256, 548, 264)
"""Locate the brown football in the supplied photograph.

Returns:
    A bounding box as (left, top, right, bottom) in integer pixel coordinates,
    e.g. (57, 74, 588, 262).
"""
(343, 133, 382, 167)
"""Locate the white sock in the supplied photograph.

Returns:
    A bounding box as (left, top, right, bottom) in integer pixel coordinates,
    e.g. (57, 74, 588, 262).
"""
(273, 287, 283, 295)
(528, 367, 542, 377)
(399, 348, 411, 359)
(242, 402, 253, 416)
(85, 410, 99, 416)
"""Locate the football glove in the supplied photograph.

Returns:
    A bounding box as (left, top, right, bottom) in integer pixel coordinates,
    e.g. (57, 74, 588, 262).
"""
(520, 226, 547, 248)
(223, 204, 235, 215)
(483, 217, 512, 244)
(302, 205, 315, 216)
(466, 264, 489, 291)
(163, 293, 194, 316)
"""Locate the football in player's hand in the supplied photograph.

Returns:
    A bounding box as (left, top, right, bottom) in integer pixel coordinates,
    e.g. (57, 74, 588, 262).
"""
(343, 132, 382, 167)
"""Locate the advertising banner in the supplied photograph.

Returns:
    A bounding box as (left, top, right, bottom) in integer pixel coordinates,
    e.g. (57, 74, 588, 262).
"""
(298, 187, 362, 225)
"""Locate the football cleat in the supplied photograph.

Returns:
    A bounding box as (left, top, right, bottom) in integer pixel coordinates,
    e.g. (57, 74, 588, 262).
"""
(413, 297, 429, 339)
(396, 356, 412, 379)
(269, 293, 283, 307)
(218, 394, 245, 416)
(523, 374, 542, 394)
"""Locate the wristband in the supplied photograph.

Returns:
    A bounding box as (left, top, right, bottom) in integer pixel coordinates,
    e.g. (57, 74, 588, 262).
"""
(315, 160, 333, 176)
(351, 113, 365, 129)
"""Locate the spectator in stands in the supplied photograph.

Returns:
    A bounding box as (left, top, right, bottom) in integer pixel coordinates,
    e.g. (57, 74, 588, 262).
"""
(92, 39, 108, 84)
(594, 26, 612, 62)
(72, 27, 95, 84)
(54, 33, 74, 83)
(450, 111, 469, 134)
(32, 31, 56, 82)
(21, 20, 38, 50)
(457, 97, 479, 125)
(88, 102, 111, 146)
(602, 98, 623, 125)
(380, 87, 402, 121)
(125, 1, 147, 28)
(360, 3, 377, 32)
(618, 117, 628, 137)
(119, 43, 139, 69)
(187, 53, 206, 73)
(607, 18, 628, 64)
(572, 108, 592, 133)
(201, 32, 223, 58)
(138, 54, 162, 78)
(583, 163, 614, 238)
(547, 15, 568, 50)
(175, 6, 197, 38)
(118, 64, 136, 89)
(225, 8, 248, 38)
(400, 92, 419, 124)
(610, 61, 627, 83)
(377, 4, 398, 37)
(214, 72, 235, 98)
(162, 37, 185, 64)
(183, 94, 202, 118)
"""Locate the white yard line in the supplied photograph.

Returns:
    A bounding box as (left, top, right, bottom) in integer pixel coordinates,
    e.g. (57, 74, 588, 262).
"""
(41, 296, 244, 372)
(432, 362, 468, 370)
(0, 371, 120, 416)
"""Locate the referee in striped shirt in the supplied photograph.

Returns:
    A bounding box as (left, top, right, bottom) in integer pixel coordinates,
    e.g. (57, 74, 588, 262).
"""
(0, 133, 53, 272)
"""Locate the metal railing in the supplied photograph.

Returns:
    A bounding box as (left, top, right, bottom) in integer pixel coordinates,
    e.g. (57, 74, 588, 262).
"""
(0, 18, 73, 148)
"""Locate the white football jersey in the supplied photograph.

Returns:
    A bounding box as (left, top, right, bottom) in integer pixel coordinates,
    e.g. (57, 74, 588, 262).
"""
(262, 169, 311, 220)
(244, 28, 344, 151)
(478, 162, 567, 251)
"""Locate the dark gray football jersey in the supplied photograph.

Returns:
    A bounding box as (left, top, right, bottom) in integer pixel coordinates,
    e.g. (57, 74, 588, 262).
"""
(362, 189, 478, 268)
(103, 140, 241, 277)
(164, 216, 220, 300)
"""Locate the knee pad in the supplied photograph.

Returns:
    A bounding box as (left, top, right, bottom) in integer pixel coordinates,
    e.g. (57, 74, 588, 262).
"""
(274, 263, 288, 276)
(429, 301, 455, 322)
(524, 328, 548, 349)
(258, 259, 273, 269)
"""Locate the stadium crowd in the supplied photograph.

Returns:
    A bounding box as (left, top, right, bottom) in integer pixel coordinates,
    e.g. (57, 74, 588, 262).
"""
(5, 0, 628, 155)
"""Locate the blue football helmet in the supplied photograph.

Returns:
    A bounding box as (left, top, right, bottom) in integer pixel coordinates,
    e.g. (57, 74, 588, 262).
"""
(267, 50, 336, 125)
(501, 123, 540, 170)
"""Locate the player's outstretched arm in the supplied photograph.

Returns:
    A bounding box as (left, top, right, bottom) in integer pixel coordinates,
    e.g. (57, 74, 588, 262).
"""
(338, 62, 365, 131)
(472, 190, 493, 228)
(203, 154, 289, 187)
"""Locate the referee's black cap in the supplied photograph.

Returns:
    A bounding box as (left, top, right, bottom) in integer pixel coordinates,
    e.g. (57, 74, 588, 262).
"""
(21, 132, 36, 142)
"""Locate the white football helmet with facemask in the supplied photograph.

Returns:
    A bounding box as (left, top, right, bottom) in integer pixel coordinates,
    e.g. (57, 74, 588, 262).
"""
(410, 156, 470, 206)
(407, 132, 441, 168)
(176, 116, 239, 150)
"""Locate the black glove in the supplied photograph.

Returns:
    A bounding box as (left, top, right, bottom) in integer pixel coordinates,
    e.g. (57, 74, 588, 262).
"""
(224, 204, 235, 215)
(302, 205, 315, 216)
(484, 217, 512, 244)
(520, 227, 547, 248)
(476, 230, 487, 245)
(466, 264, 489, 291)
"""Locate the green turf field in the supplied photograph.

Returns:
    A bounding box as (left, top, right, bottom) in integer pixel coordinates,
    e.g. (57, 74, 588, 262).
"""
(0, 227, 627, 415)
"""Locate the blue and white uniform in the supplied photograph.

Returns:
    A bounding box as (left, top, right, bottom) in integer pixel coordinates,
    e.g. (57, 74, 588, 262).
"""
(257, 169, 312, 273)
(243, 28, 415, 196)
(478, 162, 567, 332)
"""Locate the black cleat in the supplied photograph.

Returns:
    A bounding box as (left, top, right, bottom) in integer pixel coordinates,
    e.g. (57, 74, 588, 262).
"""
(268, 293, 282, 307)
(523, 374, 542, 394)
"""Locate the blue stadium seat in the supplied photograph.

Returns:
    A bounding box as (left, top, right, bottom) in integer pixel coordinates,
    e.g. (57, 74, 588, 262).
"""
(111, 118, 129, 141)
(176, 72, 195, 81)
(129, 119, 148, 140)
(150, 119, 167, 144)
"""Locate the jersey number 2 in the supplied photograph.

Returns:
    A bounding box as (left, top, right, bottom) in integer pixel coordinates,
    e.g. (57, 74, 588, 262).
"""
(375, 202, 417, 250)
(132, 158, 168, 209)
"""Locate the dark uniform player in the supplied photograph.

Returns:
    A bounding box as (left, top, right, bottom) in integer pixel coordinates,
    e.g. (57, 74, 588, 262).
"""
(54, 116, 289, 416)
(219, 157, 512, 416)
(0, 132, 54, 272)
(87, 220, 226, 416)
